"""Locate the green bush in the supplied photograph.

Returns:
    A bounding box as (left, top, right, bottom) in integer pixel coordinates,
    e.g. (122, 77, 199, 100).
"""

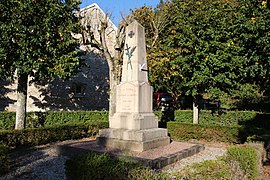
(0, 121, 109, 148)
(0, 112, 15, 130)
(224, 145, 259, 180)
(173, 110, 257, 126)
(0, 111, 109, 130)
(167, 122, 241, 143)
(0, 143, 9, 175)
(44, 111, 109, 126)
(0, 110, 267, 130)
(172, 145, 259, 179)
(65, 152, 165, 180)
(175, 159, 231, 179)
(0, 110, 268, 144)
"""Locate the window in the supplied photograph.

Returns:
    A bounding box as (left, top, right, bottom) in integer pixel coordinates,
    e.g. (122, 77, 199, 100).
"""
(72, 82, 86, 97)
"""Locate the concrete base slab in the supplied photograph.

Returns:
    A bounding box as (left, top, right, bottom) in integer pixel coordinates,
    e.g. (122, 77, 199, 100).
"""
(96, 136, 170, 152)
(96, 128, 170, 152)
(57, 138, 205, 169)
(98, 128, 168, 141)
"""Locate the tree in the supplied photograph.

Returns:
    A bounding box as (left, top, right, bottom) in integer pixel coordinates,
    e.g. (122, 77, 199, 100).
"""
(230, 0, 270, 102)
(0, 0, 81, 129)
(150, 0, 270, 122)
(165, 0, 246, 122)
(130, 2, 185, 105)
(79, 5, 131, 119)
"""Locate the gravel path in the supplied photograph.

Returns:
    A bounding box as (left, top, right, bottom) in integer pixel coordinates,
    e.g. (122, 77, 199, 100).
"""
(0, 139, 227, 180)
(162, 146, 227, 173)
(1, 145, 68, 180)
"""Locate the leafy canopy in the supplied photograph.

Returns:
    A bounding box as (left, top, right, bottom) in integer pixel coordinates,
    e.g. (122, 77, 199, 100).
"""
(0, 0, 81, 81)
(133, 0, 270, 103)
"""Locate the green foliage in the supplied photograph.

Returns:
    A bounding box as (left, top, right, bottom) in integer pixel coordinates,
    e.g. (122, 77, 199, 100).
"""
(173, 145, 259, 179)
(131, 2, 185, 103)
(168, 110, 270, 143)
(0, 143, 9, 175)
(224, 145, 259, 179)
(168, 122, 241, 143)
(65, 152, 163, 180)
(174, 110, 257, 126)
(162, 0, 246, 97)
(0, 112, 15, 130)
(44, 111, 109, 126)
(127, 166, 168, 180)
(133, 0, 270, 105)
(176, 160, 231, 179)
(0, 121, 108, 148)
(231, 84, 261, 104)
(1, 110, 269, 144)
(0, 111, 109, 130)
(0, 0, 82, 80)
(0, 0, 82, 129)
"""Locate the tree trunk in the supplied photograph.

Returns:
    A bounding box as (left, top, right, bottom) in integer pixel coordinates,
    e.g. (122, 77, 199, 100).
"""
(109, 71, 117, 120)
(193, 99, 199, 124)
(15, 73, 28, 129)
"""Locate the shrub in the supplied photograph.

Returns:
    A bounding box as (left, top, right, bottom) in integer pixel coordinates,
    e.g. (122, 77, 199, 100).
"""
(175, 159, 231, 179)
(0, 143, 9, 175)
(224, 145, 259, 180)
(44, 111, 109, 126)
(0, 111, 109, 130)
(127, 166, 168, 180)
(65, 152, 163, 180)
(0, 112, 15, 130)
(0, 121, 109, 148)
(0, 110, 267, 130)
(172, 145, 259, 179)
(173, 110, 257, 126)
(65, 152, 135, 179)
(167, 122, 241, 143)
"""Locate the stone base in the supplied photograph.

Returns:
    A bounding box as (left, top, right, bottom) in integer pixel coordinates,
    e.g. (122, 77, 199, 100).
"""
(96, 128, 170, 152)
(110, 112, 158, 130)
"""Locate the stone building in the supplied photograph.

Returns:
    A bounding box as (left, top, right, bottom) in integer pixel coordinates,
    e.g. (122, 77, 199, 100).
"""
(0, 3, 117, 112)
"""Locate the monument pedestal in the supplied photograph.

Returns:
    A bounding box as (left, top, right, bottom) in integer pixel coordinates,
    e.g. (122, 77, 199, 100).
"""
(97, 128, 170, 152)
(96, 21, 170, 152)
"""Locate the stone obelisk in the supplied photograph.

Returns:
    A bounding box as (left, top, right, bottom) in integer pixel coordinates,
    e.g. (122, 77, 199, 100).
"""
(96, 21, 170, 152)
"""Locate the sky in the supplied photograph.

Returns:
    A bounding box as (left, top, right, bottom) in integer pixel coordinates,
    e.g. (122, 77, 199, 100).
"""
(80, 0, 160, 26)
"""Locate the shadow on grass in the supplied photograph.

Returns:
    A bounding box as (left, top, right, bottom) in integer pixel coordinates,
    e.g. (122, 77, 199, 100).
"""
(238, 113, 270, 162)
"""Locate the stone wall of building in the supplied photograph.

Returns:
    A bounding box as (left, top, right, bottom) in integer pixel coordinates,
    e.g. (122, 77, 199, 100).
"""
(0, 52, 110, 112)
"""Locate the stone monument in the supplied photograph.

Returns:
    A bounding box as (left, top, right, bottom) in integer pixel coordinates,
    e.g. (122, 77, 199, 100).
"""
(96, 21, 170, 152)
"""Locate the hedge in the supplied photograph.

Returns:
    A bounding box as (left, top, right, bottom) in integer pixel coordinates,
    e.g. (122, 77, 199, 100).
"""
(0, 111, 109, 130)
(0, 110, 263, 130)
(176, 145, 259, 179)
(0, 112, 15, 130)
(224, 145, 259, 179)
(167, 122, 242, 143)
(173, 110, 257, 126)
(0, 110, 269, 144)
(0, 121, 109, 148)
(65, 152, 166, 180)
(0, 143, 9, 175)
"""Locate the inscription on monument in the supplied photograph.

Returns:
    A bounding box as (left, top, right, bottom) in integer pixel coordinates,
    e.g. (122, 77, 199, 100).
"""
(119, 87, 135, 111)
